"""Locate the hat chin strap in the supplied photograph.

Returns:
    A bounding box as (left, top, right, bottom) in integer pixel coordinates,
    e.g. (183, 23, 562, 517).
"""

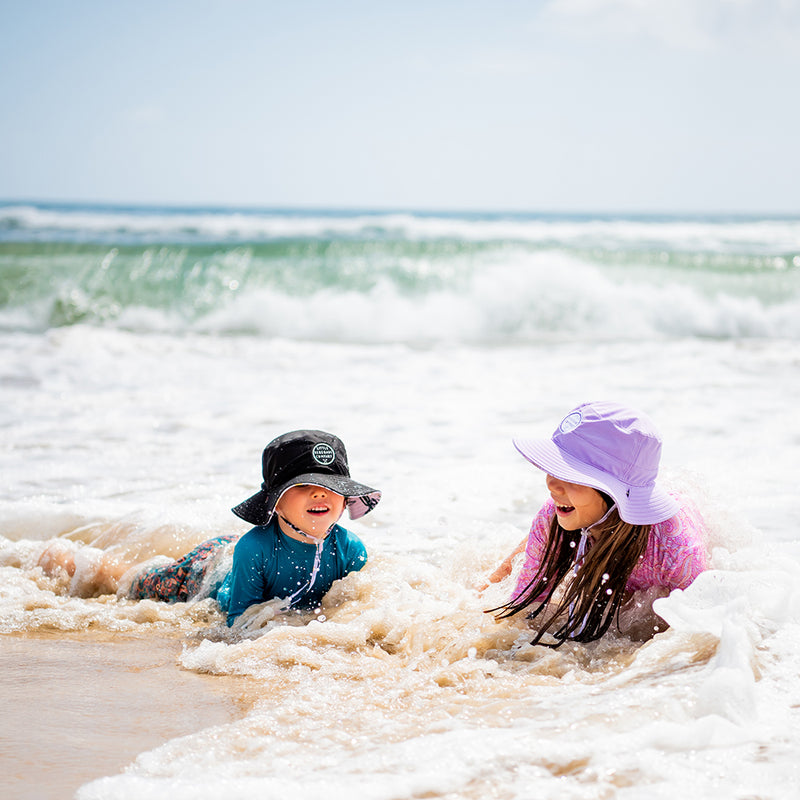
(276, 520, 326, 612)
(582, 501, 618, 536)
(278, 513, 333, 543)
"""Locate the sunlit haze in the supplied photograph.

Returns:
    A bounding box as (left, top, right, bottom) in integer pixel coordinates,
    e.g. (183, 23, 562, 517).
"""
(1, 0, 798, 213)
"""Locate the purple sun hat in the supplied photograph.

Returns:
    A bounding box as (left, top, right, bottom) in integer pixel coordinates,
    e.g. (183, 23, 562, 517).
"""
(513, 401, 679, 525)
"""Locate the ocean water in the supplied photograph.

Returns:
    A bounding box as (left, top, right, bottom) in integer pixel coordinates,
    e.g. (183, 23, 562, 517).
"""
(1, 202, 800, 799)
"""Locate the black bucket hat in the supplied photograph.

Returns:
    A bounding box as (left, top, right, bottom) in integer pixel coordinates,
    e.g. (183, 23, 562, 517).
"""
(232, 430, 381, 526)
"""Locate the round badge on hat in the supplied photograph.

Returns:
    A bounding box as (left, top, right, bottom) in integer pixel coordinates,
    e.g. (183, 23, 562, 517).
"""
(559, 411, 582, 434)
(312, 442, 336, 466)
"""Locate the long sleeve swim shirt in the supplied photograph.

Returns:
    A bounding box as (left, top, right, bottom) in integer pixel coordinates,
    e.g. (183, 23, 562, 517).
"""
(512, 497, 708, 603)
(216, 521, 367, 625)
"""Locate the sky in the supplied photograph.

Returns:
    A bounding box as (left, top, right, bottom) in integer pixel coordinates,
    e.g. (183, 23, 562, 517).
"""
(1, 0, 798, 214)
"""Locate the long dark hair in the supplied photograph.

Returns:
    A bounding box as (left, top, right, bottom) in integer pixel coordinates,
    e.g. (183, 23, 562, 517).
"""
(492, 504, 651, 647)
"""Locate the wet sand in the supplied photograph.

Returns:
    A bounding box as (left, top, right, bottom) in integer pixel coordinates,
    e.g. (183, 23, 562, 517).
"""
(0, 632, 255, 800)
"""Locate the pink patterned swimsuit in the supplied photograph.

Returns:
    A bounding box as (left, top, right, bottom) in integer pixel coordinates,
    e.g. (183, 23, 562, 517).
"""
(512, 496, 709, 602)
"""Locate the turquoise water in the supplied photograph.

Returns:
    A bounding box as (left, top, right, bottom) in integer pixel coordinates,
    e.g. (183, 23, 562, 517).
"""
(2, 202, 798, 339)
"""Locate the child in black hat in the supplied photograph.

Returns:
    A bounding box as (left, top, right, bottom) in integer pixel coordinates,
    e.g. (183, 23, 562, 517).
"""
(129, 429, 380, 626)
(41, 430, 380, 627)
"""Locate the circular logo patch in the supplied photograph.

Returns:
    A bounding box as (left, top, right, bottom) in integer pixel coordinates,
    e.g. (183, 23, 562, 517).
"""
(312, 442, 336, 466)
(559, 411, 582, 434)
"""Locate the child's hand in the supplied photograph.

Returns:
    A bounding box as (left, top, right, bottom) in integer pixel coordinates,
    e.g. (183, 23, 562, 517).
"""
(484, 557, 515, 586)
(477, 539, 527, 592)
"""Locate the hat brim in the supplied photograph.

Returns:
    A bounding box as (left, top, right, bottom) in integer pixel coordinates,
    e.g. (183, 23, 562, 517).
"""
(232, 472, 381, 526)
(513, 437, 679, 526)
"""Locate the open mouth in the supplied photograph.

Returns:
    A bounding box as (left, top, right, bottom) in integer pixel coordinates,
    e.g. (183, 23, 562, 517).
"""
(556, 504, 575, 514)
(307, 505, 331, 516)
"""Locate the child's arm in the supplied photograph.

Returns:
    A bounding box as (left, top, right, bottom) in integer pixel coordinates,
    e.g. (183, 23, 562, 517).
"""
(480, 500, 555, 594)
(224, 534, 270, 626)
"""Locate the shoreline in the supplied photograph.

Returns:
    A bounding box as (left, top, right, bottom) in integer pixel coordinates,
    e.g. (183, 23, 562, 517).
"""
(0, 631, 257, 800)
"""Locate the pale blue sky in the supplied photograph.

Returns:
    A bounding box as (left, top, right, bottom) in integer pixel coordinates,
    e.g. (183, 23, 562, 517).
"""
(1, 0, 798, 213)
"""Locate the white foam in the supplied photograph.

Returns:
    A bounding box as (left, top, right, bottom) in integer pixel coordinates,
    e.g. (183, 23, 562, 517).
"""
(3, 320, 800, 799)
(175, 251, 800, 344)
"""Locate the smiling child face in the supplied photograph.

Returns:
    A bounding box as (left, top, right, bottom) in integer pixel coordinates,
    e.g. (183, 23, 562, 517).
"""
(275, 484, 346, 541)
(545, 474, 609, 531)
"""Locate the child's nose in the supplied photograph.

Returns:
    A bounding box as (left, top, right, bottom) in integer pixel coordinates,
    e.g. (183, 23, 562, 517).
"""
(545, 474, 562, 493)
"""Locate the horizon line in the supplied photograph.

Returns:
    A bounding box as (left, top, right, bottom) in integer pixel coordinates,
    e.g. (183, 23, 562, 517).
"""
(1, 197, 799, 220)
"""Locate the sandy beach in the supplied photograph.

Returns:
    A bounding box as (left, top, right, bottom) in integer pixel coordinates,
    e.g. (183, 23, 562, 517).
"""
(0, 632, 255, 800)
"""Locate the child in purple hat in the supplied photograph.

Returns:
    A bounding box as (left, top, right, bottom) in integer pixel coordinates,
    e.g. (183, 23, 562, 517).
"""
(486, 401, 708, 646)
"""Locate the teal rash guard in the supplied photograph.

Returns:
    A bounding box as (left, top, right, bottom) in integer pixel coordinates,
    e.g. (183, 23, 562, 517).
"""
(214, 520, 367, 626)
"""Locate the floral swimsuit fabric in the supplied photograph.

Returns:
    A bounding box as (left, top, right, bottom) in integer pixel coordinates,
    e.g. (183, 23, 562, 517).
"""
(512, 496, 709, 603)
(130, 534, 239, 602)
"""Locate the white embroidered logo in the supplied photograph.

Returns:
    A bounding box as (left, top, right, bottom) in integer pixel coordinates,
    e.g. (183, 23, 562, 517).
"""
(312, 442, 336, 465)
(559, 411, 582, 434)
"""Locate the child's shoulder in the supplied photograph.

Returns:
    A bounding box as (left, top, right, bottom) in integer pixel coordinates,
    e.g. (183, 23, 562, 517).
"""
(329, 523, 368, 556)
(651, 494, 707, 546)
(235, 522, 280, 550)
(329, 523, 364, 545)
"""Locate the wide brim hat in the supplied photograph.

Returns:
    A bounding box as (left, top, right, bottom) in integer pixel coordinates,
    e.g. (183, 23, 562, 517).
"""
(513, 401, 680, 526)
(232, 430, 381, 526)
